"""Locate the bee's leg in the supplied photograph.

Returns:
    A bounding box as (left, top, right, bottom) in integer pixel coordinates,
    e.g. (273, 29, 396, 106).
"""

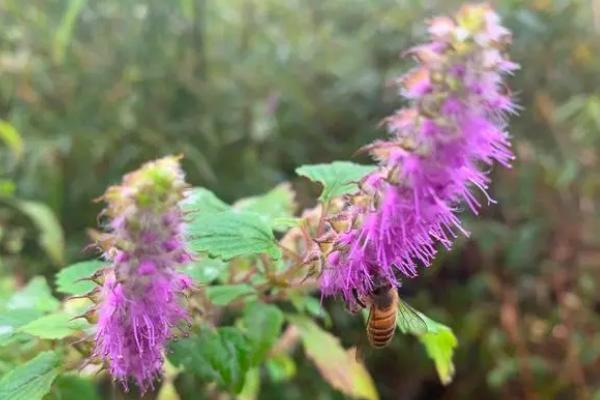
(353, 288, 367, 308)
(346, 301, 361, 314)
(343, 288, 367, 314)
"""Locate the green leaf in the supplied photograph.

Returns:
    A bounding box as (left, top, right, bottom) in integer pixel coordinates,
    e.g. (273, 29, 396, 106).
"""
(296, 161, 376, 202)
(206, 284, 256, 306)
(53, 0, 87, 63)
(169, 329, 222, 382)
(0, 309, 43, 346)
(14, 200, 65, 265)
(0, 119, 24, 160)
(234, 183, 296, 231)
(266, 354, 296, 382)
(55, 260, 105, 295)
(0, 179, 15, 197)
(241, 303, 284, 364)
(48, 374, 101, 400)
(218, 327, 252, 391)
(289, 293, 329, 323)
(395, 302, 458, 386)
(182, 187, 229, 214)
(288, 315, 378, 400)
(270, 216, 301, 230)
(238, 368, 260, 400)
(419, 322, 457, 385)
(169, 327, 252, 393)
(186, 210, 281, 260)
(182, 258, 227, 285)
(169, 306, 282, 394)
(156, 360, 181, 400)
(20, 312, 90, 340)
(7, 277, 60, 312)
(0, 351, 59, 400)
(156, 381, 180, 400)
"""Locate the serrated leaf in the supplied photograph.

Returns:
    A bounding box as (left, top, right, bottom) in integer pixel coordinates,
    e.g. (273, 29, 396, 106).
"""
(218, 327, 252, 392)
(7, 277, 60, 312)
(0, 351, 59, 400)
(241, 303, 284, 364)
(234, 183, 296, 231)
(182, 258, 227, 285)
(0, 309, 43, 346)
(296, 161, 376, 202)
(206, 285, 256, 306)
(288, 315, 378, 400)
(168, 327, 252, 393)
(55, 260, 105, 295)
(395, 301, 458, 385)
(20, 312, 90, 340)
(418, 319, 458, 385)
(168, 329, 223, 382)
(166, 305, 281, 394)
(186, 210, 281, 260)
(13, 200, 65, 265)
(48, 374, 101, 400)
(182, 187, 229, 214)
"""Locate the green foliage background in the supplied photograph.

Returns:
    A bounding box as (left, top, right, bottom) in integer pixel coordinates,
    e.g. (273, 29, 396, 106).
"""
(1, 0, 600, 399)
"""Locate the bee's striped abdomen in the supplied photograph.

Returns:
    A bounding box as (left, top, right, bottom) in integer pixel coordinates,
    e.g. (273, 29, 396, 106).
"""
(366, 303, 397, 348)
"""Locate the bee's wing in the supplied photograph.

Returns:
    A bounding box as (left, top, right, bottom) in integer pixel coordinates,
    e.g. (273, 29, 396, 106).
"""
(396, 298, 428, 335)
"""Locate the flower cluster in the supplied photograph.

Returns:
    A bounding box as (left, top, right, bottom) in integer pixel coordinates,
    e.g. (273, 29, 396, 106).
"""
(317, 4, 518, 305)
(93, 156, 193, 392)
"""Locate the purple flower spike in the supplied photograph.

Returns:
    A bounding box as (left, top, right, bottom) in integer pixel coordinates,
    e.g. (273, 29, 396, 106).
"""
(318, 4, 518, 306)
(93, 156, 193, 392)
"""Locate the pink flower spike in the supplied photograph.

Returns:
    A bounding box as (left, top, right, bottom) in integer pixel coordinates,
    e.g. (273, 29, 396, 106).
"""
(318, 4, 518, 306)
(93, 156, 193, 392)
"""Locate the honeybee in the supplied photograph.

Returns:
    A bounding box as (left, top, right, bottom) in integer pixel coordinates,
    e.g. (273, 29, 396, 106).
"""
(351, 276, 427, 348)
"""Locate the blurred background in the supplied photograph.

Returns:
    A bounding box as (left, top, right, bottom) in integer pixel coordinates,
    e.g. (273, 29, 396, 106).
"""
(1, 0, 599, 399)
